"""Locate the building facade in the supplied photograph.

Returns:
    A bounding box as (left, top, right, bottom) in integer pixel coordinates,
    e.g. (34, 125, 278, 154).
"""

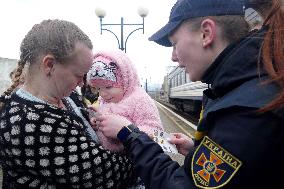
(0, 57, 17, 94)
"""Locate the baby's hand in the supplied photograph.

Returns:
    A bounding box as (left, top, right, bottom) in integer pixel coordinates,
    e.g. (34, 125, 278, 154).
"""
(89, 110, 102, 131)
(90, 117, 98, 131)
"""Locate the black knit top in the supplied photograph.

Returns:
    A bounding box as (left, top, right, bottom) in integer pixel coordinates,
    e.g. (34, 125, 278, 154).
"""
(0, 92, 133, 188)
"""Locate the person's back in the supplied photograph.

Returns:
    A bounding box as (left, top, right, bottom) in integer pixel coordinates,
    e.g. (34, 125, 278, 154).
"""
(87, 50, 164, 152)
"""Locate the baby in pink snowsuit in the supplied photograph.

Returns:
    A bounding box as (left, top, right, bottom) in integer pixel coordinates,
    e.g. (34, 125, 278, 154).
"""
(87, 49, 164, 152)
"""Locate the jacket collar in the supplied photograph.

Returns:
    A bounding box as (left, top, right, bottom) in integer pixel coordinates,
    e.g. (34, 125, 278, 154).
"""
(201, 28, 266, 99)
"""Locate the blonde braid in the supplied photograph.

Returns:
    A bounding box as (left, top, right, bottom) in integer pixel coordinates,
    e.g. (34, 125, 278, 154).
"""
(0, 59, 25, 110)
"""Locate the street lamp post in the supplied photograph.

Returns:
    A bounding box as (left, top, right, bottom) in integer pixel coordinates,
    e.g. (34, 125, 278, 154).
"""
(95, 7, 148, 53)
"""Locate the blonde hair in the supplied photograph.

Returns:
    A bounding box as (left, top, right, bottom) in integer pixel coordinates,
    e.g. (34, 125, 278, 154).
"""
(0, 19, 92, 109)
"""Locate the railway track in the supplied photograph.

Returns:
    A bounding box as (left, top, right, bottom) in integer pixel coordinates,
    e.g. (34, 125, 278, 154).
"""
(156, 99, 199, 125)
(156, 100, 198, 137)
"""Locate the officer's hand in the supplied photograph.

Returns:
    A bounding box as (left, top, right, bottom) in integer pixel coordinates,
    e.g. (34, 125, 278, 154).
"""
(168, 133, 194, 156)
(96, 114, 132, 139)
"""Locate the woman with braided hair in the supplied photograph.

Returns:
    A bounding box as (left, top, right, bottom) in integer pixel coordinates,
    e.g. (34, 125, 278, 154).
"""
(0, 19, 134, 188)
(9, 63, 27, 87)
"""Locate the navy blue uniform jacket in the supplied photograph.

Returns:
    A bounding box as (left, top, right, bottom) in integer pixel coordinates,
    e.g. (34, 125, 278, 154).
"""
(122, 28, 284, 188)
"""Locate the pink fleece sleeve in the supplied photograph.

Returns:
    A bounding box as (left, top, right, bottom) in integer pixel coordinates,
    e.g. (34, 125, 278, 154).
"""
(131, 95, 164, 135)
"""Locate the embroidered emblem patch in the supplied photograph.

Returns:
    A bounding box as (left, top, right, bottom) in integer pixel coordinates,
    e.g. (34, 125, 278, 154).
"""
(192, 136, 242, 188)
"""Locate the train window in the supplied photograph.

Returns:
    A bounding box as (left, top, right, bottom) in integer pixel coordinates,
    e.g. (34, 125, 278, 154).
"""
(186, 73, 190, 83)
(175, 75, 178, 87)
(181, 70, 186, 85)
(177, 75, 179, 86)
(178, 72, 181, 86)
(171, 77, 175, 87)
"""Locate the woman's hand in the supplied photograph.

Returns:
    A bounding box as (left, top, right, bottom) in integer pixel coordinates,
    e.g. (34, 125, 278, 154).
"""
(94, 114, 132, 139)
(168, 133, 194, 156)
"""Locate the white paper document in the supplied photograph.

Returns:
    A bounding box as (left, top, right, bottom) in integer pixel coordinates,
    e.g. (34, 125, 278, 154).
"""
(153, 129, 178, 154)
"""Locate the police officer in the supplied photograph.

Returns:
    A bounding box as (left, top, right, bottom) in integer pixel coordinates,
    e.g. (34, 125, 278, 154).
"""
(95, 0, 284, 188)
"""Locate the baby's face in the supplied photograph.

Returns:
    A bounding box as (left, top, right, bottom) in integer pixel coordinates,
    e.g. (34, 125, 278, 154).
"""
(97, 85, 124, 103)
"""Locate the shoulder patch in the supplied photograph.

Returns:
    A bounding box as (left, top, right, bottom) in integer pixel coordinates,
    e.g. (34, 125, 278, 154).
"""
(191, 136, 242, 188)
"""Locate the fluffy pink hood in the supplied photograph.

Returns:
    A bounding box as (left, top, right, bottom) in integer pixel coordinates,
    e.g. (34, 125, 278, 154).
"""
(93, 50, 140, 99)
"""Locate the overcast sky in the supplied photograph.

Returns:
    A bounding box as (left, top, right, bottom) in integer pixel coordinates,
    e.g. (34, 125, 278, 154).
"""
(0, 0, 179, 86)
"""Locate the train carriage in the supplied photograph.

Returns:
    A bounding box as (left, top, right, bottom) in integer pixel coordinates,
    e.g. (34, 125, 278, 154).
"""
(160, 66, 208, 114)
